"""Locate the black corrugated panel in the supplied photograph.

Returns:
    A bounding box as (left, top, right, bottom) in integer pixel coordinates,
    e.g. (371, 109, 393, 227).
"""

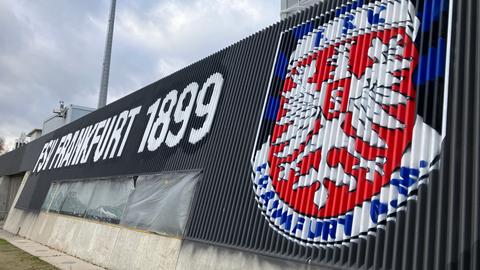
(431, 1, 480, 269)
(184, 1, 459, 269)
(0, 137, 48, 176)
(0, 0, 478, 269)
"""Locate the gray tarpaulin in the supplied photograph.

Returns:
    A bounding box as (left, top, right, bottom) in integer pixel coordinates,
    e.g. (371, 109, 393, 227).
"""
(85, 177, 134, 224)
(120, 171, 201, 236)
(48, 182, 70, 213)
(41, 182, 58, 211)
(40, 171, 200, 236)
(60, 181, 96, 217)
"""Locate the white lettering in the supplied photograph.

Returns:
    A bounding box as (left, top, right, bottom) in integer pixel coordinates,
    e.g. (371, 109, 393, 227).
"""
(166, 82, 198, 147)
(147, 90, 178, 151)
(189, 72, 224, 144)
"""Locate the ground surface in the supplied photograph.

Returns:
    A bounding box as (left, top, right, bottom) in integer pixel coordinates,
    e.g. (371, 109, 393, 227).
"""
(0, 239, 58, 270)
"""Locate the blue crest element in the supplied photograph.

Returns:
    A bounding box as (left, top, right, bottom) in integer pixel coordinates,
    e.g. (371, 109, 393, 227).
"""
(343, 15, 356, 34)
(414, 38, 447, 85)
(274, 51, 288, 79)
(368, 5, 387, 25)
(264, 96, 280, 121)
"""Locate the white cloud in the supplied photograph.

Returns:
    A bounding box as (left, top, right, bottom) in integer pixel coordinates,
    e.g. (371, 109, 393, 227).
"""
(0, 0, 279, 151)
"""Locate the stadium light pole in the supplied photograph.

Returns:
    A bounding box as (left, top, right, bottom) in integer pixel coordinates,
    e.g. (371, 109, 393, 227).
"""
(98, 0, 116, 108)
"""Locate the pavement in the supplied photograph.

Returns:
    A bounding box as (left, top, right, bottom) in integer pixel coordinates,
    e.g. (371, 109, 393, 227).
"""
(0, 229, 104, 270)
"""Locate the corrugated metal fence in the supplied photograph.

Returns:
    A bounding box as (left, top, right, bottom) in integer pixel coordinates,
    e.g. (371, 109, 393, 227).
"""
(0, 0, 478, 269)
(184, 0, 478, 269)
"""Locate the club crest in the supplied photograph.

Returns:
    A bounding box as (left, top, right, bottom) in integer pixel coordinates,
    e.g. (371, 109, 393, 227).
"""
(251, 0, 446, 245)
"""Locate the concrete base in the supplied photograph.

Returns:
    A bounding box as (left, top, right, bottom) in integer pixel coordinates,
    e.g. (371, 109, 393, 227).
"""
(0, 229, 103, 270)
(176, 240, 335, 270)
(4, 210, 182, 270)
(2, 171, 332, 270)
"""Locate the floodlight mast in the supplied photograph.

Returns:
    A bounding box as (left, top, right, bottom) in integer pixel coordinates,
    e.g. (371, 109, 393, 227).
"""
(98, 0, 116, 108)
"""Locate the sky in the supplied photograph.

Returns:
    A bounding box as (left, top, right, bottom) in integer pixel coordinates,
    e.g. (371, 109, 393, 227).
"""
(0, 0, 279, 150)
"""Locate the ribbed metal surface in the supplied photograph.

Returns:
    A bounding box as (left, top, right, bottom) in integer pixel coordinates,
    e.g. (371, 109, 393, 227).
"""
(0, 0, 478, 269)
(0, 139, 47, 176)
(185, 0, 458, 268)
(431, 1, 480, 269)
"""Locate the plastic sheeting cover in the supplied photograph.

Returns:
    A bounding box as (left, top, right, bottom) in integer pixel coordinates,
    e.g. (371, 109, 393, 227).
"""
(41, 182, 58, 211)
(120, 171, 201, 236)
(85, 177, 134, 224)
(60, 181, 96, 217)
(49, 182, 71, 213)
